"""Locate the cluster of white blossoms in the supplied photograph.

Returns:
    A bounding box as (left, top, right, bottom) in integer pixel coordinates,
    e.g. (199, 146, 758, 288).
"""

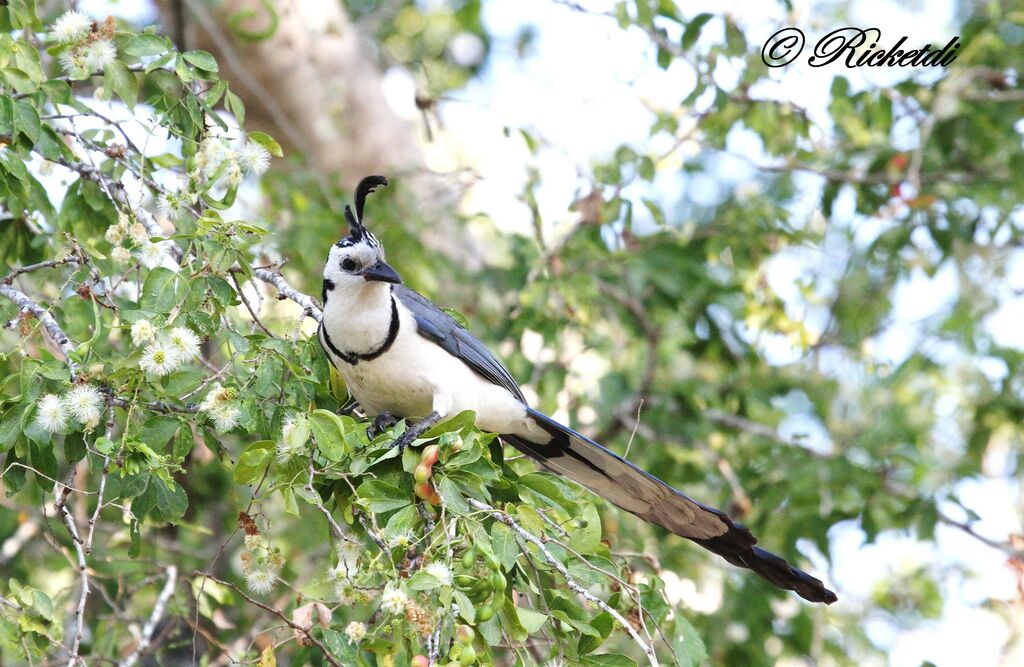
(379, 584, 410, 616)
(344, 621, 367, 645)
(424, 561, 453, 586)
(198, 382, 242, 432)
(275, 413, 311, 462)
(328, 539, 363, 583)
(240, 537, 284, 595)
(130, 320, 202, 378)
(52, 11, 116, 78)
(106, 210, 174, 269)
(34, 384, 105, 433)
(192, 133, 271, 191)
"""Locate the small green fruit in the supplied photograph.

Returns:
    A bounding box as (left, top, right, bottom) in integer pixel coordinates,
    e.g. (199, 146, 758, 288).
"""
(414, 462, 432, 483)
(455, 624, 475, 644)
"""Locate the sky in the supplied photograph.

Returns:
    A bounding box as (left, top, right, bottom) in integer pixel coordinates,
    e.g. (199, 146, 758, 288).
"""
(389, 1, 1020, 665)
(68, 0, 1023, 664)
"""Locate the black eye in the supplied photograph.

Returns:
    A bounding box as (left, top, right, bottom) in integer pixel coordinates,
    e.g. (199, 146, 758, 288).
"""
(341, 258, 357, 271)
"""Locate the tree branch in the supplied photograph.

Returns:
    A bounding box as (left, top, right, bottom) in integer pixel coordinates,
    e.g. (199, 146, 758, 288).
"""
(0, 284, 80, 380)
(119, 565, 178, 667)
(192, 572, 342, 667)
(466, 498, 659, 667)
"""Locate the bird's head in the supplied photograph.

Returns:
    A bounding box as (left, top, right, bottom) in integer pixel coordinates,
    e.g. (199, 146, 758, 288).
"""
(323, 175, 402, 294)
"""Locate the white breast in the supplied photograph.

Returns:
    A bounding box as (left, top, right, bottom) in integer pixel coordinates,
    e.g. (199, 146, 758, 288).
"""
(321, 293, 546, 441)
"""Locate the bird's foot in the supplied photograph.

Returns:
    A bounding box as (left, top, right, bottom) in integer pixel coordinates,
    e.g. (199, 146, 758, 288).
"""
(387, 411, 443, 453)
(366, 412, 399, 440)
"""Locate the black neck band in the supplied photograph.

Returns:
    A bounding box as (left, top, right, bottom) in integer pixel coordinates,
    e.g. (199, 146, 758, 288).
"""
(320, 293, 400, 366)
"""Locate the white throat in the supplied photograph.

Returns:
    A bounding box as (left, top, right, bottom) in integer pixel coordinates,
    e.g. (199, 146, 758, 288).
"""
(322, 280, 395, 353)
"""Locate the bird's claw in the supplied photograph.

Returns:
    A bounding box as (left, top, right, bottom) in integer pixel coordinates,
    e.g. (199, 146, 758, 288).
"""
(366, 412, 399, 440)
(390, 431, 416, 453)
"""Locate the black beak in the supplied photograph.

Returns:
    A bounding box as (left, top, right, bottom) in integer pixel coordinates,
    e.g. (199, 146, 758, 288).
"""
(361, 260, 402, 284)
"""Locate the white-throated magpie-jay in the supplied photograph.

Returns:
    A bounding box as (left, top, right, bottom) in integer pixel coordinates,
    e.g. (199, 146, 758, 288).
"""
(318, 175, 837, 604)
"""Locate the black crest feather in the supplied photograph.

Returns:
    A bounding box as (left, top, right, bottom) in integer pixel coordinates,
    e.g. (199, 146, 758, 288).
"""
(355, 175, 389, 222)
(344, 175, 388, 241)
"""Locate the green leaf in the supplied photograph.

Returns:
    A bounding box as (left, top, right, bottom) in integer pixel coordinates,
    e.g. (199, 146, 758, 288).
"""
(490, 521, 518, 570)
(182, 49, 219, 72)
(518, 473, 578, 513)
(234, 441, 274, 484)
(13, 99, 40, 143)
(308, 409, 347, 461)
(569, 502, 602, 554)
(140, 268, 180, 312)
(441, 307, 470, 329)
(140, 416, 180, 450)
(124, 34, 170, 57)
(435, 476, 469, 514)
(516, 607, 548, 633)
(225, 88, 245, 124)
(356, 480, 411, 512)
(579, 611, 614, 654)
(581, 654, 637, 666)
(672, 613, 708, 667)
(407, 570, 444, 590)
(128, 518, 141, 558)
(104, 61, 138, 109)
(681, 13, 713, 50)
(134, 475, 188, 522)
(247, 131, 283, 157)
(453, 589, 475, 623)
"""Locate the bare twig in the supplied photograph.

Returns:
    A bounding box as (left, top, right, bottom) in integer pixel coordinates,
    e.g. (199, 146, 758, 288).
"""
(0, 284, 80, 380)
(305, 463, 350, 543)
(252, 268, 323, 322)
(119, 565, 178, 667)
(466, 498, 659, 667)
(57, 489, 89, 667)
(230, 271, 277, 337)
(86, 405, 117, 554)
(1, 256, 79, 285)
(193, 572, 343, 667)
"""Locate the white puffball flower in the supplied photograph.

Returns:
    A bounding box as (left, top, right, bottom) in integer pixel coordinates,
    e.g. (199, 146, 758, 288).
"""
(329, 560, 352, 581)
(167, 327, 201, 363)
(139, 240, 168, 269)
(226, 160, 243, 188)
(379, 585, 408, 615)
(139, 339, 180, 376)
(111, 246, 132, 265)
(104, 223, 125, 245)
(128, 222, 149, 245)
(82, 38, 116, 71)
(335, 580, 357, 605)
(35, 394, 68, 433)
(244, 566, 276, 595)
(208, 404, 241, 432)
(276, 413, 311, 462)
(424, 561, 452, 586)
(199, 383, 240, 431)
(64, 385, 103, 429)
(58, 49, 87, 76)
(156, 192, 187, 219)
(130, 319, 155, 346)
(345, 621, 367, 645)
(199, 382, 233, 410)
(52, 11, 92, 44)
(337, 540, 361, 570)
(238, 141, 271, 176)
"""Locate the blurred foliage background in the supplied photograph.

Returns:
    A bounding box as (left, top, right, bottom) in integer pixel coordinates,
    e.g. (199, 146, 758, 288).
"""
(1, 0, 1023, 665)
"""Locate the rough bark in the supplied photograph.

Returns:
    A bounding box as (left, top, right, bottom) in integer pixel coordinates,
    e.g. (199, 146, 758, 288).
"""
(164, 0, 422, 185)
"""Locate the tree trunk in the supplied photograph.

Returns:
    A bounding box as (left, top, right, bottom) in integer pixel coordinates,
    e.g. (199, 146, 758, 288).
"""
(164, 0, 422, 185)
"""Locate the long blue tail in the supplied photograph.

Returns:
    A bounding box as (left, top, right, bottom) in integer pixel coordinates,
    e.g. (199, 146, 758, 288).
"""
(502, 408, 837, 604)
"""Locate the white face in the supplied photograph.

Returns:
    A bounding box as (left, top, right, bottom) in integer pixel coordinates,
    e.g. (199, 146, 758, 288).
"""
(323, 236, 386, 292)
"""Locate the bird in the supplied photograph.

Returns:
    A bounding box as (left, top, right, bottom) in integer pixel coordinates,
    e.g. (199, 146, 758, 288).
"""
(317, 175, 838, 605)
